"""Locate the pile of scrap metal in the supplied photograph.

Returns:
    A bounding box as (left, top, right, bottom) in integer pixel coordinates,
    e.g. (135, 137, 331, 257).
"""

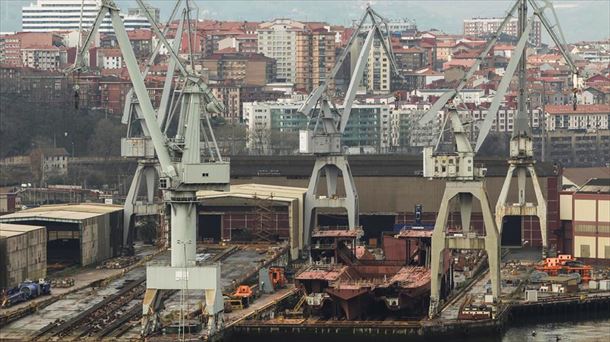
(1, 279, 51, 308)
(295, 227, 452, 320)
(49, 278, 75, 288)
(96, 256, 140, 269)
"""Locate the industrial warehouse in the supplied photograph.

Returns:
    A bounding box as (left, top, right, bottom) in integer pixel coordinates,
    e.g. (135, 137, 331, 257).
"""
(0, 0, 609, 341)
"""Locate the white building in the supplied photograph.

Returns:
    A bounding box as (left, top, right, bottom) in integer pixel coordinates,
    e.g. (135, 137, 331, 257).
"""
(21, 47, 67, 70)
(257, 19, 305, 83)
(411, 89, 487, 105)
(22, 0, 152, 33)
(362, 19, 416, 33)
(97, 48, 122, 69)
(545, 104, 610, 131)
(463, 17, 541, 46)
(367, 38, 391, 93)
(243, 99, 394, 153)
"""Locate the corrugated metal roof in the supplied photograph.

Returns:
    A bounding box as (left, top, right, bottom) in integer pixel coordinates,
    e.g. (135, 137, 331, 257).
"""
(563, 167, 610, 187)
(0, 204, 122, 222)
(578, 178, 610, 194)
(0, 230, 25, 238)
(197, 183, 306, 201)
(0, 223, 45, 233)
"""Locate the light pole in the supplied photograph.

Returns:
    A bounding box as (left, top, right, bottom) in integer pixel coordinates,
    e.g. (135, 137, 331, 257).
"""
(64, 131, 75, 157)
(176, 239, 192, 341)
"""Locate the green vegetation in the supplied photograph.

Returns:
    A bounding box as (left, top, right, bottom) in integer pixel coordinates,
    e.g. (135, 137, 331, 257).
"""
(0, 92, 125, 159)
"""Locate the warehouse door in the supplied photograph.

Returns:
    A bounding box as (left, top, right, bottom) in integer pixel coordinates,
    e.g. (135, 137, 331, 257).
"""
(500, 216, 522, 247)
(317, 213, 348, 228)
(199, 214, 222, 242)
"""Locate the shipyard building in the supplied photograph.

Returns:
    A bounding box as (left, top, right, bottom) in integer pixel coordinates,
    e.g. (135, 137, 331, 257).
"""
(0, 204, 123, 268)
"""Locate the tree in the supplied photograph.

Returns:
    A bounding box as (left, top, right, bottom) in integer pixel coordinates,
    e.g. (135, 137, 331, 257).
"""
(213, 123, 248, 155)
(87, 118, 126, 158)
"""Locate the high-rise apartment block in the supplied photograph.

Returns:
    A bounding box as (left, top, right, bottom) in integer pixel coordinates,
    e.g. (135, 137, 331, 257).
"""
(257, 19, 305, 83)
(295, 28, 336, 93)
(22, 0, 153, 33)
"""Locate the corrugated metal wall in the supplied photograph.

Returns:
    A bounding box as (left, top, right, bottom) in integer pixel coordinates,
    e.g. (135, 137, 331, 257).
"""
(0, 226, 46, 288)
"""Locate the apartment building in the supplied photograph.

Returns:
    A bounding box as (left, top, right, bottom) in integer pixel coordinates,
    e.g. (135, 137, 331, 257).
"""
(243, 99, 392, 153)
(21, 46, 67, 70)
(203, 52, 276, 86)
(361, 18, 416, 33)
(295, 28, 336, 93)
(210, 84, 282, 123)
(97, 48, 123, 69)
(367, 37, 391, 93)
(545, 104, 610, 131)
(22, 0, 153, 33)
(0, 32, 63, 67)
(257, 19, 305, 83)
(463, 17, 542, 46)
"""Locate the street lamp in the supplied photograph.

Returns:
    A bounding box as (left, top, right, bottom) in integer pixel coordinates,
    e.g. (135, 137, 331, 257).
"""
(64, 132, 75, 157)
(176, 239, 192, 340)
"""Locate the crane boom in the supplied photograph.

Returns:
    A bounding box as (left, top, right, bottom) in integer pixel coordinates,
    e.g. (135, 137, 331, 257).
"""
(419, 0, 521, 125)
(474, 16, 534, 152)
(475, 0, 581, 152)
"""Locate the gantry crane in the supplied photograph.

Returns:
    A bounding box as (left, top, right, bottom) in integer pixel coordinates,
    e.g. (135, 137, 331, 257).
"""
(70, 0, 229, 336)
(418, 0, 524, 318)
(420, 0, 579, 318)
(298, 6, 400, 248)
(121, 0, 184, 255)
(473, 0, 582, 258)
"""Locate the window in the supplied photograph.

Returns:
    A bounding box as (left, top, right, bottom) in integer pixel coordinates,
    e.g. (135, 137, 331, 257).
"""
(580, 244, 590, 258)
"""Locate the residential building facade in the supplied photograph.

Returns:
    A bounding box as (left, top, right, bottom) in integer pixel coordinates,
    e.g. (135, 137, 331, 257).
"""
(257, 19, 305, 83)
(463, 17, 542, 46)
(295, 28, 336, 93)
(243, 100, 393, 153)
(22, 0, 152, 33)
(203, 52, 276, 86)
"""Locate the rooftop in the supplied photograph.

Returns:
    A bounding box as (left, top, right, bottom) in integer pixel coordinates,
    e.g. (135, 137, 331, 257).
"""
(545, 104, 610, 115)
(0, 223, 45, 237)
(578, 178, 610, 194)
(0, 204, 123, 223)
(563, 167, 610, 187)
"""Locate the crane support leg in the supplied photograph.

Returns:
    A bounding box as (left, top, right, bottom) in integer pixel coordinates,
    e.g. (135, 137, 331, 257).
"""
(122, 161, 161, 254)
(496, 160, 548, 258)
(429, 180, 500, 318)
(303, 156, 359, 247)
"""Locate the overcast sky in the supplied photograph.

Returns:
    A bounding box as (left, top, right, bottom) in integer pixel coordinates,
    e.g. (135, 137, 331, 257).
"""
(1, 0, 608, 43)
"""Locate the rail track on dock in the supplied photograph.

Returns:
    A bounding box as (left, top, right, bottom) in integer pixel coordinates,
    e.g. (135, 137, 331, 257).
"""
(32, 276, 146, 341)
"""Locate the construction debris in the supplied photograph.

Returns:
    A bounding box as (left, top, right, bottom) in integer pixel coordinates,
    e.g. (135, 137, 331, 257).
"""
(49, 278, 75, 288)
(96, 256, 140, 270)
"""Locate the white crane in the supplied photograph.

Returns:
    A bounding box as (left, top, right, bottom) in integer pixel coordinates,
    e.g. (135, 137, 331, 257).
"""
(421, 0, 580, 317)
(70, 0, 229, 336)
(473, 0, 581, 259)
(298, 6, 400, 248)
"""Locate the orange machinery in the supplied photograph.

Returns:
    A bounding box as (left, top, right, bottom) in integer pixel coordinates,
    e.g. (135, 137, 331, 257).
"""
(268, 267, 286, 289)
(535, 254, 592, 282)
(233, 285, 256, 307)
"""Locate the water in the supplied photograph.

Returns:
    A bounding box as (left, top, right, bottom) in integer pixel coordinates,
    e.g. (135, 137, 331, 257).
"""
(502, 317, 610, 342)
(229, 316, 610, 342)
